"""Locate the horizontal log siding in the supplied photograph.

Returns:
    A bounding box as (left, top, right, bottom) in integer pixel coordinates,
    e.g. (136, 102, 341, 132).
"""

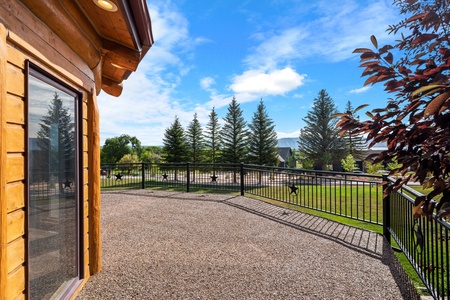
(2, 29, 93, 300)
(0, 1, 105, 298)
(5, 32, 27, 300)
(0, 23, 7, 300)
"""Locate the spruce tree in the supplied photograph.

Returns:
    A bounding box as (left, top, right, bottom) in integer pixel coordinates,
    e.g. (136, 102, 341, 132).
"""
(162, 116, 189, 163)
(186, 113, 204, 163)
(36, 92, 75, 189)
(220, 96, 248, 164)
(247, 99, 278, 166)
(342, 101, 367, 161)
(204, 107, 221, 165)
(298, 89, 346, 170)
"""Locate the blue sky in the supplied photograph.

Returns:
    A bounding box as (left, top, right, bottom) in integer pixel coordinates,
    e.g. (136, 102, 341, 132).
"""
(98, 0, 402, 146)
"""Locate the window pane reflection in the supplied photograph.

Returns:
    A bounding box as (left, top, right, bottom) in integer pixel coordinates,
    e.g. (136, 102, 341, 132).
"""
(28, 73, 78, 299)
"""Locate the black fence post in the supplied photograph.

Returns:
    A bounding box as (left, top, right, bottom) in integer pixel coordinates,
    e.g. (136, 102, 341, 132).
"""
(141, 162, 145, 189)
(240, 163, 245, 196)
(186, 162, 190, 193)
(382, 175, 391, 244)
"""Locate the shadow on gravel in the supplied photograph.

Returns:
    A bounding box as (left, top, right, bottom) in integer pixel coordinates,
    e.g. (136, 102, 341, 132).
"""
(222, 196, 420, 300)
(103, 189, 237, 203)
(100, 190, 420, 299)
(222, 197, 384, 260)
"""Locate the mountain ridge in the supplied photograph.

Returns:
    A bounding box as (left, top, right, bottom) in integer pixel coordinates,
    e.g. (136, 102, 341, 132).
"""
(277, 137, 299, 149)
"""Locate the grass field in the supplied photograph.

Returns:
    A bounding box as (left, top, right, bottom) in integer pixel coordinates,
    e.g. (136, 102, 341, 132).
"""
(245, 183, 384, 224)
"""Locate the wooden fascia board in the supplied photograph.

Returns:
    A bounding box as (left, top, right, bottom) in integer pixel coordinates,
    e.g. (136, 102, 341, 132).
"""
(129, 0, 154, 57)
(117, 0, 142, 52)
(118, 0, 154, 56)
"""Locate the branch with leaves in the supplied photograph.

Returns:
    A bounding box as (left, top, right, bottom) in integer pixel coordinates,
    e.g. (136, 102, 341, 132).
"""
(336, 0, 450, 219)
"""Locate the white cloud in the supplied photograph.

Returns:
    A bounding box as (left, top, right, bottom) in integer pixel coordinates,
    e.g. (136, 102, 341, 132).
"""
(204, 94, 234, 110)
(349, 86, 371, 94)
(304, 0, 399, 62)
(244, 0, 398, 67)
(245, 29, 309, 69)
(200, 77, 215, 90)
(97, 0, 401, 146)
(230, 68, 306, 96)
(98, 0, 203, 145)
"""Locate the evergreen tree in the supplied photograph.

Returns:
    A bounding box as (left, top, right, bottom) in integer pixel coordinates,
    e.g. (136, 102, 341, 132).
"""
(298, 89, 346, 170)
(162, 116, 189, 163)
(204, 107, 221, 164)
(288, 149, 298, 168)
(247, 99, 278, 166)
(36, 92, 75, 189)
(341, 101, 367, 160)
(186, 113, 204, 163)
(220, 96, 248, 164)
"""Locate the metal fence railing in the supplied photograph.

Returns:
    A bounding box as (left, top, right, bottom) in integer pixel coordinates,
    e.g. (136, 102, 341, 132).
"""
(386, 179, 449, 299)
(100, 163, 243, 193)
(243, 164, 383, 225)
(100, 162, 449, 299)
(101, 162, 384, 224)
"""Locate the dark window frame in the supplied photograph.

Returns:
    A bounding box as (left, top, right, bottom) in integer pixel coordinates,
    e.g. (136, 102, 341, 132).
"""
(26, 61, 84, 299)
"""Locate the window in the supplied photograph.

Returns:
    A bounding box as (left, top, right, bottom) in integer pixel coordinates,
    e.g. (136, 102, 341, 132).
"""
(27, 63, 83, 299)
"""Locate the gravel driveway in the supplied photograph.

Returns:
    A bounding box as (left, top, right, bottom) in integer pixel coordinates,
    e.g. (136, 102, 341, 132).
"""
(77, 190, 419, 299)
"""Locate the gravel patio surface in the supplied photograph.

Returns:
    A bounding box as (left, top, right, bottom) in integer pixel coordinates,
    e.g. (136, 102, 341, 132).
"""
(77, 190, 419, 300)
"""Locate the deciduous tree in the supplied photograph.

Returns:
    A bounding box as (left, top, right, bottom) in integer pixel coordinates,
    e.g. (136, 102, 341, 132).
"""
(341, 154, 357, 172)
(336, 0, 450, 218)
(101, 134, 133, 163)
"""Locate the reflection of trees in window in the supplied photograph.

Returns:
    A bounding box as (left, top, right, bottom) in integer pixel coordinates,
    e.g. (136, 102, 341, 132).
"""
(36, 92, 75, 192)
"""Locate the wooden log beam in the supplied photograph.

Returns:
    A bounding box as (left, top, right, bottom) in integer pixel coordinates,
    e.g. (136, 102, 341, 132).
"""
(92, 61, 103, 96)
(101, 77, 123, 97)
(0, 1, 95, 87)
(56, 0, 102, 50)
(88, 93, 102, 275)
(19, 0, 102, 70)
(102, 39, 140, 71)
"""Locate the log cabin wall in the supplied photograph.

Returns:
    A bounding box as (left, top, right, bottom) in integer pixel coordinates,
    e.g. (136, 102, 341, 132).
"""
(0, 1, 101, 299)
(0, 0, 152, 298)
(1, 34, 94, 300)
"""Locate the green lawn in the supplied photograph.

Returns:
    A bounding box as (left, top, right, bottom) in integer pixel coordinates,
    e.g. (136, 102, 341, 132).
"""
(246, 184, 384, 224)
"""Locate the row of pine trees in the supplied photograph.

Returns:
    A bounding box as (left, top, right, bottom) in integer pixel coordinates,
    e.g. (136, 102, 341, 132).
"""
(163, 97, 279, 166)
(101, 89, 367, 170)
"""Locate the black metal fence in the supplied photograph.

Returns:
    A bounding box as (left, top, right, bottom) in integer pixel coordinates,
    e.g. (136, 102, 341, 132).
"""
(100, 162, 449, 299)
(243, 164, 383, 225)
(386, 178, 449, 299)
(101, 162, 243, 193)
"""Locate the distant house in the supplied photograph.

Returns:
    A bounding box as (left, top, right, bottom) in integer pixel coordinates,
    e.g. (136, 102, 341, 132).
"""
(277, 147, 293, 168)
